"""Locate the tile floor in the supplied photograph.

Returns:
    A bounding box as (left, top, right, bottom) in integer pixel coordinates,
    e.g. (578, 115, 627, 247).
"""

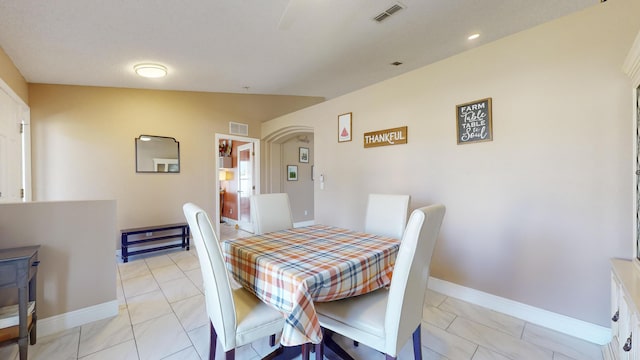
(0, 223, 605, 360)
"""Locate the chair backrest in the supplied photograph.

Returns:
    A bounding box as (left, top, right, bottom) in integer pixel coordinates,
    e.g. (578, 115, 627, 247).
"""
(384, 204, 445, 355)
(183, 203, 238, 351)
(251, 193, 294, 235)
(364, 194, 411, 239)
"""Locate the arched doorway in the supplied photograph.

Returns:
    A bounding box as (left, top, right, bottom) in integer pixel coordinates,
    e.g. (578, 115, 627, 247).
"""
(262, 125, 314, 225)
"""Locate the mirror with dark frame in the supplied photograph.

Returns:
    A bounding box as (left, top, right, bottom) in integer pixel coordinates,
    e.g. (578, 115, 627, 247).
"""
(135, 135, 180, 173)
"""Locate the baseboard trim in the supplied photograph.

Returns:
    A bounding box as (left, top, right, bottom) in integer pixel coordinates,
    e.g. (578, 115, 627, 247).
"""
(38, 300, 118, 337)
(221, 217, 237, 225)
(428, 277, 611, 345)
(294, 220, 315, 228)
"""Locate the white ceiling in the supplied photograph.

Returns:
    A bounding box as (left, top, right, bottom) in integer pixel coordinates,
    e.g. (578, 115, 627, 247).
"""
(0, 0, 598, 100)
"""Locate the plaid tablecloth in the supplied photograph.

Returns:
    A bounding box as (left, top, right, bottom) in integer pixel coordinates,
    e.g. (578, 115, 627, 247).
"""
(222, 224, 400, 346)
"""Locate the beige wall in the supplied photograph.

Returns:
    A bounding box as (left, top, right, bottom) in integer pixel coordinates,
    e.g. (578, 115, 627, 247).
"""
(0, 200, 116, 318)
(28, 84, 323, 248)
(263, 0, 640, 328)
(0, 46, 28, 104)
(282, 136, 314, 222)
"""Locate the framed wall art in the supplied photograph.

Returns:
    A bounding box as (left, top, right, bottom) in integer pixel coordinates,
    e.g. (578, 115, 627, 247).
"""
(287, 165, 298, 181)
(338, 112, 352, 142)
(299, 147, 309, 163)
(456, 97, 492, 144)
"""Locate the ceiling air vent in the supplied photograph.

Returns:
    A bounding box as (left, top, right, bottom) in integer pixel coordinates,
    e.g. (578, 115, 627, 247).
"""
(229, 122, 249, 136)
(374, 3, 405, 22)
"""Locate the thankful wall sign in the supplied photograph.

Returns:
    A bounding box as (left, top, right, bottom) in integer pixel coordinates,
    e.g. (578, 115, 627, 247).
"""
(364, 126, 408, 148)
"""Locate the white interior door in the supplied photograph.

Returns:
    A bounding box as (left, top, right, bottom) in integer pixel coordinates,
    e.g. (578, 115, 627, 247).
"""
(237, 142, 254, 232)
(0, 87, 23, 203)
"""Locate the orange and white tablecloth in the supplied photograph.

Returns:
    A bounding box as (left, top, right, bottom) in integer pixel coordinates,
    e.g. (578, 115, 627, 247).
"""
(222, 224, 400, 346)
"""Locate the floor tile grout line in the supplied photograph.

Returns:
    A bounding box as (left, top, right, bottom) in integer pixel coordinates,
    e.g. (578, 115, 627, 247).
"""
(75, 264, 136, 359)
(165, 256, 205, 360)
(120, 261, 143, 360)
(520, 321, 527, 340)
(137, 253, 201, 360)
(435, 298, 583, 360)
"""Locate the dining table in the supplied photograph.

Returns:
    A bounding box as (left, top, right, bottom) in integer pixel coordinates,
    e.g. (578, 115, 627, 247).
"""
(222, 224, 400, 353)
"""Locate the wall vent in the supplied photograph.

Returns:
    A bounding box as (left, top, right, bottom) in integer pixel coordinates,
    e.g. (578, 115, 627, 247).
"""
(229, 122, 249, 136)
(374, 3, 405, 22)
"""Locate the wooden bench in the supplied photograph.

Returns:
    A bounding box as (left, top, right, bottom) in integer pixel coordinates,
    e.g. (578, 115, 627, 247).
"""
(120, 223, 190, 263)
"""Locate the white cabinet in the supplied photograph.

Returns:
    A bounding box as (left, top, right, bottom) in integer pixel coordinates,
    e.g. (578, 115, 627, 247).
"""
(610, 259, 640, 360)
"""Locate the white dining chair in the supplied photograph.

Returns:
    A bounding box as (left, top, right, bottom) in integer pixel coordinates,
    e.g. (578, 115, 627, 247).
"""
(314, 204, 445, 360)
(364, 194, 411, 239)
(183, 203, 284, 360)
(251, 193, 294, 235)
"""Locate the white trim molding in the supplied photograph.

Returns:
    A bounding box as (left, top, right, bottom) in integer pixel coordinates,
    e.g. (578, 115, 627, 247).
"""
(37, 300, 118, 338)
(294, 220, 315, 228)
(623, 29, 640, 86)
(428, 277, 611, 345)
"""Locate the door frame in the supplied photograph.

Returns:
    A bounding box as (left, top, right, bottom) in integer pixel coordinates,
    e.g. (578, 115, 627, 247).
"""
(236, 142, 254, 233)
(624, 30, 640, 260)
(0, 78, 30, 202)
(214, 133, 260, 236)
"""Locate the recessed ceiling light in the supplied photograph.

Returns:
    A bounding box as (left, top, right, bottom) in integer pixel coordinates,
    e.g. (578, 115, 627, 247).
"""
(134, 63, 167, 78)
(468, 33, 480, 40)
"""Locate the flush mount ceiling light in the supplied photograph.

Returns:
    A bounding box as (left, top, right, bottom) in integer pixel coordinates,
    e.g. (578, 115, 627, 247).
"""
(134, 63, 167, 78)
(468, 33, 480, 40)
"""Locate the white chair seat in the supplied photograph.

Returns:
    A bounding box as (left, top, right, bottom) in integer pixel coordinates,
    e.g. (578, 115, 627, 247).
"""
(316, 289, 387, 340)
(234, 287, 283, 345)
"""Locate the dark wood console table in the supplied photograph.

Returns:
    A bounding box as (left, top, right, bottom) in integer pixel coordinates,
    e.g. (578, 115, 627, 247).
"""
(0, 245, 40, 360)
(121, 223, 190, 263)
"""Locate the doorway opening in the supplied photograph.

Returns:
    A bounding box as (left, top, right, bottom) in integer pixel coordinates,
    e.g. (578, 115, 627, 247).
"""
(262, 125, 314, 226)
(215, 133, 260, 235)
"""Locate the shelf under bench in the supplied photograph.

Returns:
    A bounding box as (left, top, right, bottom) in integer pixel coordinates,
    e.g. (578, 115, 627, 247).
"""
(120, 223, 190, 263)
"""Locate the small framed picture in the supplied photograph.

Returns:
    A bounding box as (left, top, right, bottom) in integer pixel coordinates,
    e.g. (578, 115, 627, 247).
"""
(338, 112, 352, 142)
(299, 147, 309, 163)
(287, 165, 298, 181)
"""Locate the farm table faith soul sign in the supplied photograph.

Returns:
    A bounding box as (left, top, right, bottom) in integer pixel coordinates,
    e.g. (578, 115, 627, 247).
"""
(364, 126, 408, 148)
(456, 97, 493, 144)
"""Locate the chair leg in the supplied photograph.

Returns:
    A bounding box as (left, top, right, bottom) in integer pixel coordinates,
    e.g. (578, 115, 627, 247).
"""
(225, 349, 235, 360)
(210, 322, 217, 360)
(301, 343, 311, 360)
(412, 325, 422, 360)
(314, 342, 324, 360)
(323, 329, 355, 360)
